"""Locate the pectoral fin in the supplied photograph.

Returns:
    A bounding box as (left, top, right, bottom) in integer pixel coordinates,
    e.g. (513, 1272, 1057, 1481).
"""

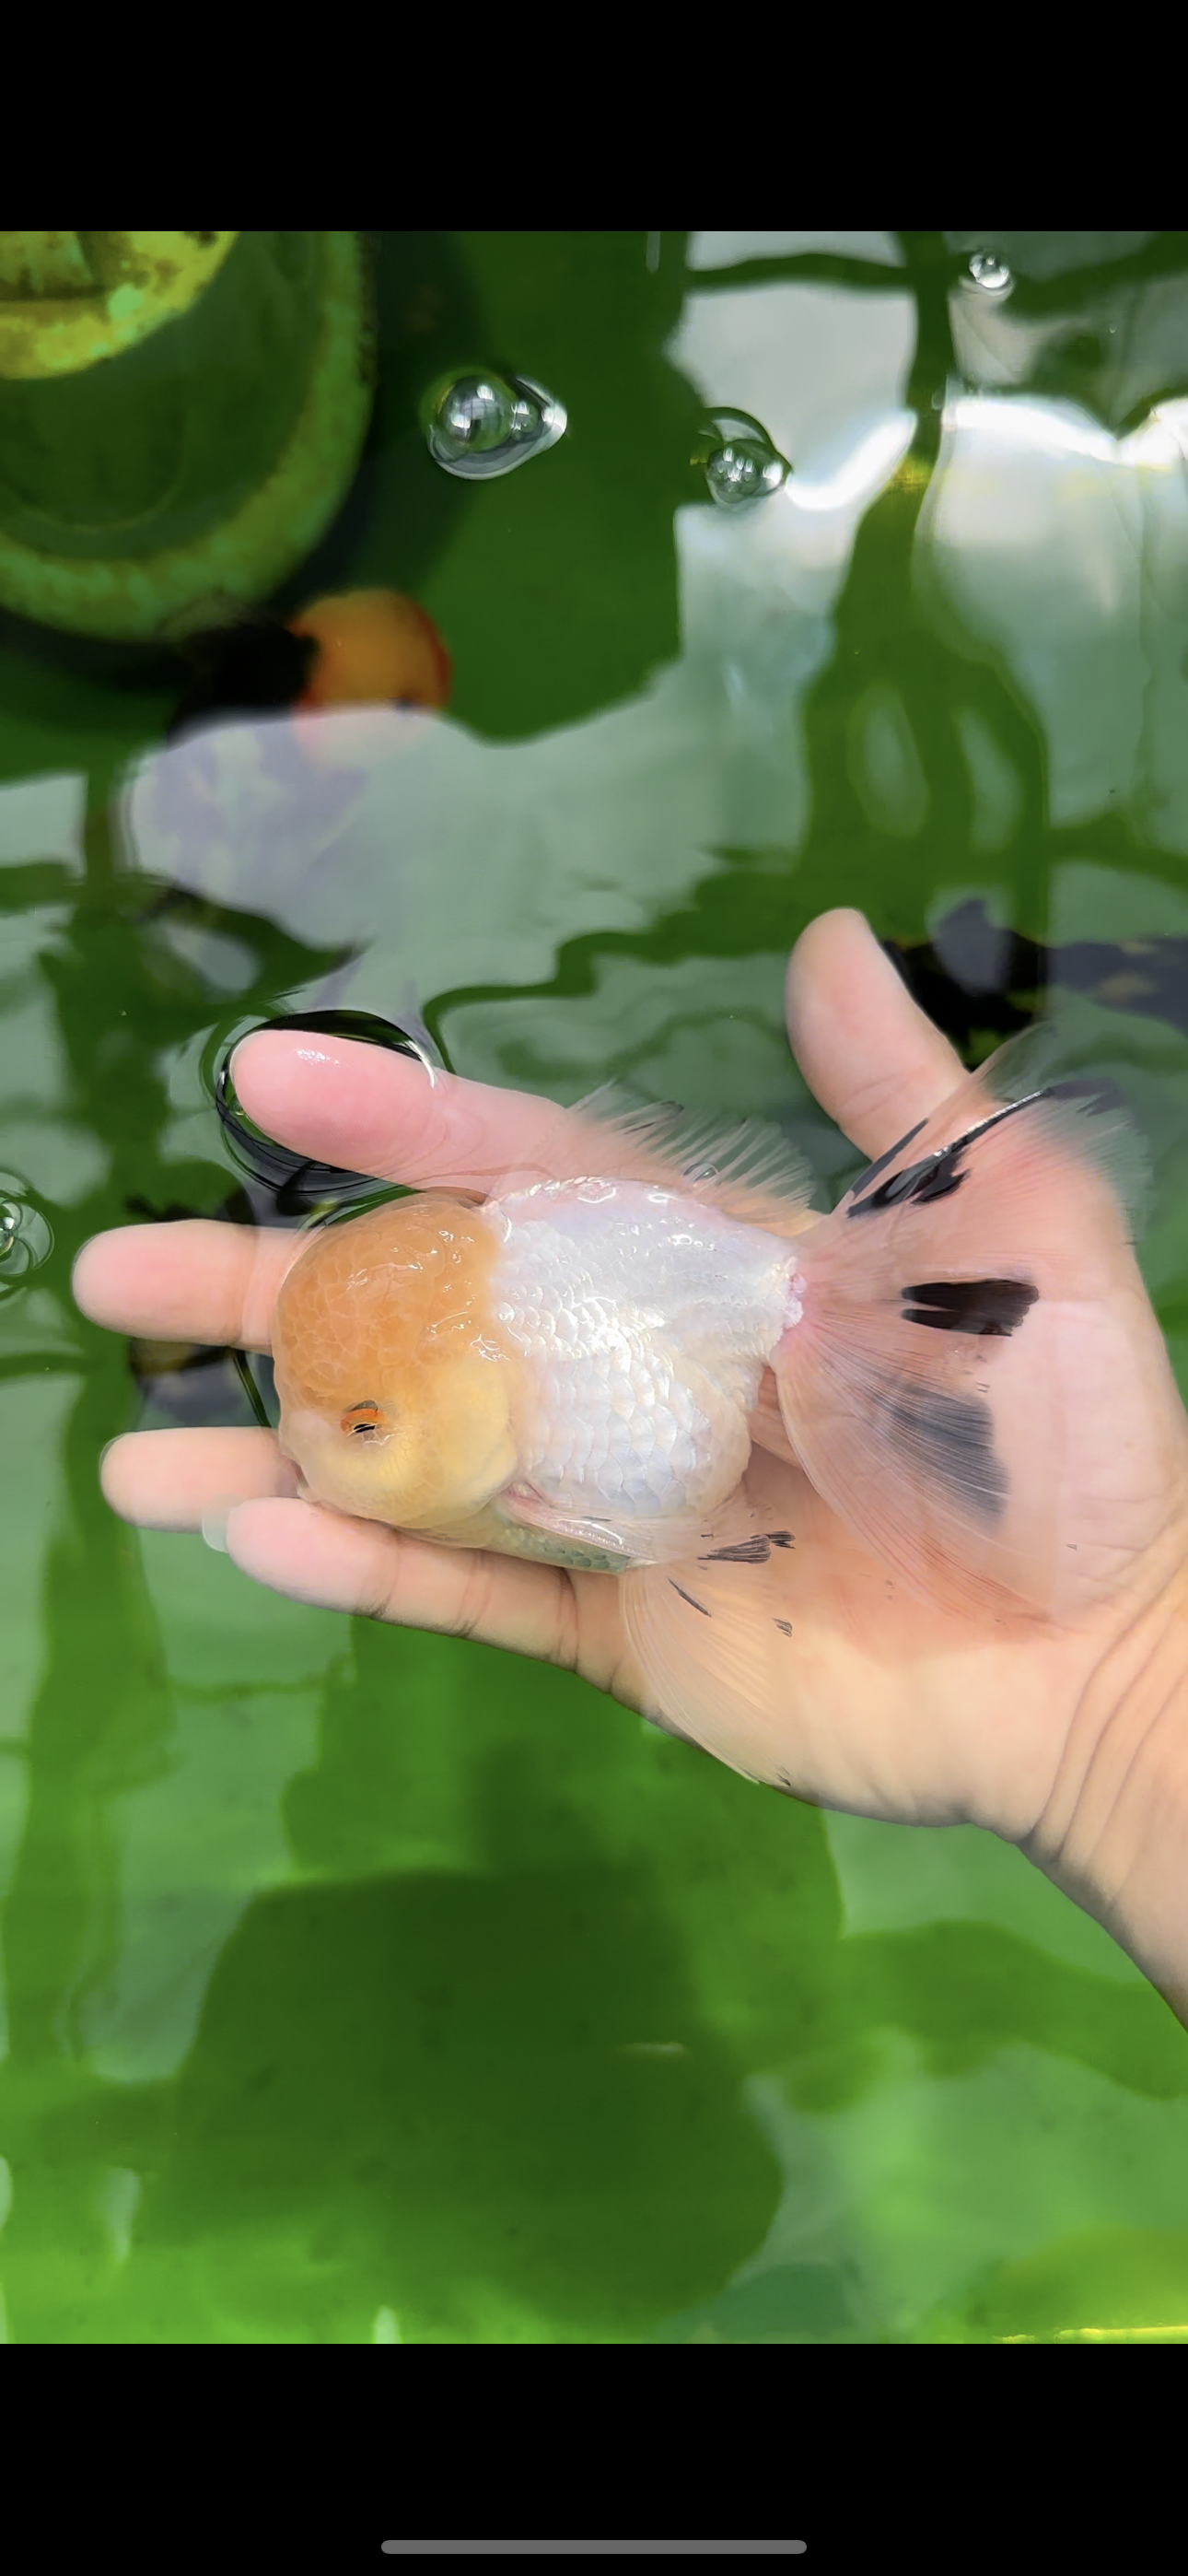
(495, 1484, 720, 1575)
(495, 1486, 641, 1571)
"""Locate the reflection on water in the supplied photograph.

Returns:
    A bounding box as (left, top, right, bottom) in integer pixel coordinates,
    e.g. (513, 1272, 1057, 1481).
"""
(4, 231, 1188, 2345)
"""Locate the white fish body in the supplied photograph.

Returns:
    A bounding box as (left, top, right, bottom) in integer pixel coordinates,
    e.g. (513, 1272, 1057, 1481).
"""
(482, 1177, 801, 1552)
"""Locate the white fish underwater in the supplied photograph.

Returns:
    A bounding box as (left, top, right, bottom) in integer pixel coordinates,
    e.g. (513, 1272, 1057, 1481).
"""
(270, 1031, 1150, 1782)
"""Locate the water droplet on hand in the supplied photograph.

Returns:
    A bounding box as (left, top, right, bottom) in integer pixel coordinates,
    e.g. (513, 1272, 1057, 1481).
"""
(0, 1176, 52, 1294)
(966, 251, 1014, 299)
(424, 370, 566, 479)
(694, 410, 788, 511)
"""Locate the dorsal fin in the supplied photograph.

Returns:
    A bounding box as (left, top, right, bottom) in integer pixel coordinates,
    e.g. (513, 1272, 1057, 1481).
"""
(496, 1080, 816, 1239)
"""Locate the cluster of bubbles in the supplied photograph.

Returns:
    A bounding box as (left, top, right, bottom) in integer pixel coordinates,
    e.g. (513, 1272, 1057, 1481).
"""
(424, 253, 1027, 510)
(693, 409, 790, 511)
(965, 250, 1014, 299)
(0, 1176, 52, 1295)
(424, 371, 567, 479)
(424, 367, 795, 511)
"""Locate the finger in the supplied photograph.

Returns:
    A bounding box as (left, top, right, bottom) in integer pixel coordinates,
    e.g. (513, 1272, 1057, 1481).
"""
(74, 1222, 297, 1351)
(101, 1426, 299, 1528)
(231, 1027, 572, 1193)
(786, 908, 965, 1157)
(223, 1495, 585, 1670)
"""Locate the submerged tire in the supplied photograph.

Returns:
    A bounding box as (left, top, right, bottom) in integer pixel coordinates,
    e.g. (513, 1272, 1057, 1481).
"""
(0, 230, 374, 641)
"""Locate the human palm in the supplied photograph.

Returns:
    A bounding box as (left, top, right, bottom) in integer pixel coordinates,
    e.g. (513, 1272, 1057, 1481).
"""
(75, 909, 1188, 1857)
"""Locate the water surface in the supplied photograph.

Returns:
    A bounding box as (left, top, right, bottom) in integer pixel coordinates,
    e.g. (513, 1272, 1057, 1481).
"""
(3, 229, 1188, 2344)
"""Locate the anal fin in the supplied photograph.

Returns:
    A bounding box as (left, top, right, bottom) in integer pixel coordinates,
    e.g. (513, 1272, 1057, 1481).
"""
(622, 1489, 804, 1788)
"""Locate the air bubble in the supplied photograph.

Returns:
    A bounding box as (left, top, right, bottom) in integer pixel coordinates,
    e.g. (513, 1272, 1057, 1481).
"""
(967, 251, 1014, 299)
(693, 410, 788, 511)
(0, 1176, 52, 1294)
(424, 370, 566, 479)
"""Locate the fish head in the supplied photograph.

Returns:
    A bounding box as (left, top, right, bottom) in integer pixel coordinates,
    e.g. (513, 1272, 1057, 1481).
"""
(272, 1192, 519, 1529)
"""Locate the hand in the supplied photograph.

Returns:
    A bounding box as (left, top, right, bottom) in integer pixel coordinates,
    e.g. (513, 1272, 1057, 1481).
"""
(74, 911, 1188, 2003)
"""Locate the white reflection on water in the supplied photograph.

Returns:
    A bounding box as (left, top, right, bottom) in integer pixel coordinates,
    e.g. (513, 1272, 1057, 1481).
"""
(688, 229, 905, 269)
(916, 391, 1188, 843)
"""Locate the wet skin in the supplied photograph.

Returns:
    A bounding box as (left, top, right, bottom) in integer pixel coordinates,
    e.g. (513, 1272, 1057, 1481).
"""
(74, 910, 1188, 2020)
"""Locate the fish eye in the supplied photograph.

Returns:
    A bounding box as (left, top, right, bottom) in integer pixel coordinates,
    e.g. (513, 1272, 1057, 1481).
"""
(341, 1401, 384, 1437)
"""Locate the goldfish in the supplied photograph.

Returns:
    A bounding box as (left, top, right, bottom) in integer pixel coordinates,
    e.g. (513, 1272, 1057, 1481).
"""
(271, 1037, 1147, 1780)
(285, 590, 451, 712)
(167, 590, 450, 740)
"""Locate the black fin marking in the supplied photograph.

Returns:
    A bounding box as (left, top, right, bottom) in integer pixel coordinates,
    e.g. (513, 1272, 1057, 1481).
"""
(670, 1579, 710, 1615)
(698, 1528, 797, 1566)
(901, 1278, 1039, 1337)
(880, 1386, 1008, 1523)
(774, 1620, 793, 1636)
(846, 1118, 928, 1202)
(846, 1091, 1053, 1222)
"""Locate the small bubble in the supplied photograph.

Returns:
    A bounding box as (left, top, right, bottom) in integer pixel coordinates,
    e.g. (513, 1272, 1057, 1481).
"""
(967, 250, 1014, 299)
(694, 409, 788, 511)
(0, 1177, 52, 1294)
(424, 369, 566, 479)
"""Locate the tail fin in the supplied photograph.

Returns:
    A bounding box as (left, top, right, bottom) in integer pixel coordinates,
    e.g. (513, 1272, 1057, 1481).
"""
(773, 1027, 1165, 1622)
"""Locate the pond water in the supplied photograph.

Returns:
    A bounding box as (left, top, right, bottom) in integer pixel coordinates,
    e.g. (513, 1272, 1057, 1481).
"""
(4, 228, 1188, 2345)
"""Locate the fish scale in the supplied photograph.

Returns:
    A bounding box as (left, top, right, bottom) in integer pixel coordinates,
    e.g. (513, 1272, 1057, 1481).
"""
(483, 1179, 794, 1520)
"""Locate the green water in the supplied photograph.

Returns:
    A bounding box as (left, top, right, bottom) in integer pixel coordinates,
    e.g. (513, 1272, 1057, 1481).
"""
(4, 229, 1188, 2345)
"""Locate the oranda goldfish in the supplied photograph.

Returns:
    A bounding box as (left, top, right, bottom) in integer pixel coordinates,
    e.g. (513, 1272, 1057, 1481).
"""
(168, 591, 450, 741)
(286, 590, 451, 712)
(271, 1043, 1147, 1780)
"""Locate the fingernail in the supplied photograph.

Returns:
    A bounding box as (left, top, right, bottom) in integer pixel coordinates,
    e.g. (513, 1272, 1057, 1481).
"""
(202, 1505, 231, 1552)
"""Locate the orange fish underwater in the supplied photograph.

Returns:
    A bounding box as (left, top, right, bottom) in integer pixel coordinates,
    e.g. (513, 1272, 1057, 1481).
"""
(271, 1039, 1147, 1775)
(168, 590, 451, 741)
(285, 590, 451, 712)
